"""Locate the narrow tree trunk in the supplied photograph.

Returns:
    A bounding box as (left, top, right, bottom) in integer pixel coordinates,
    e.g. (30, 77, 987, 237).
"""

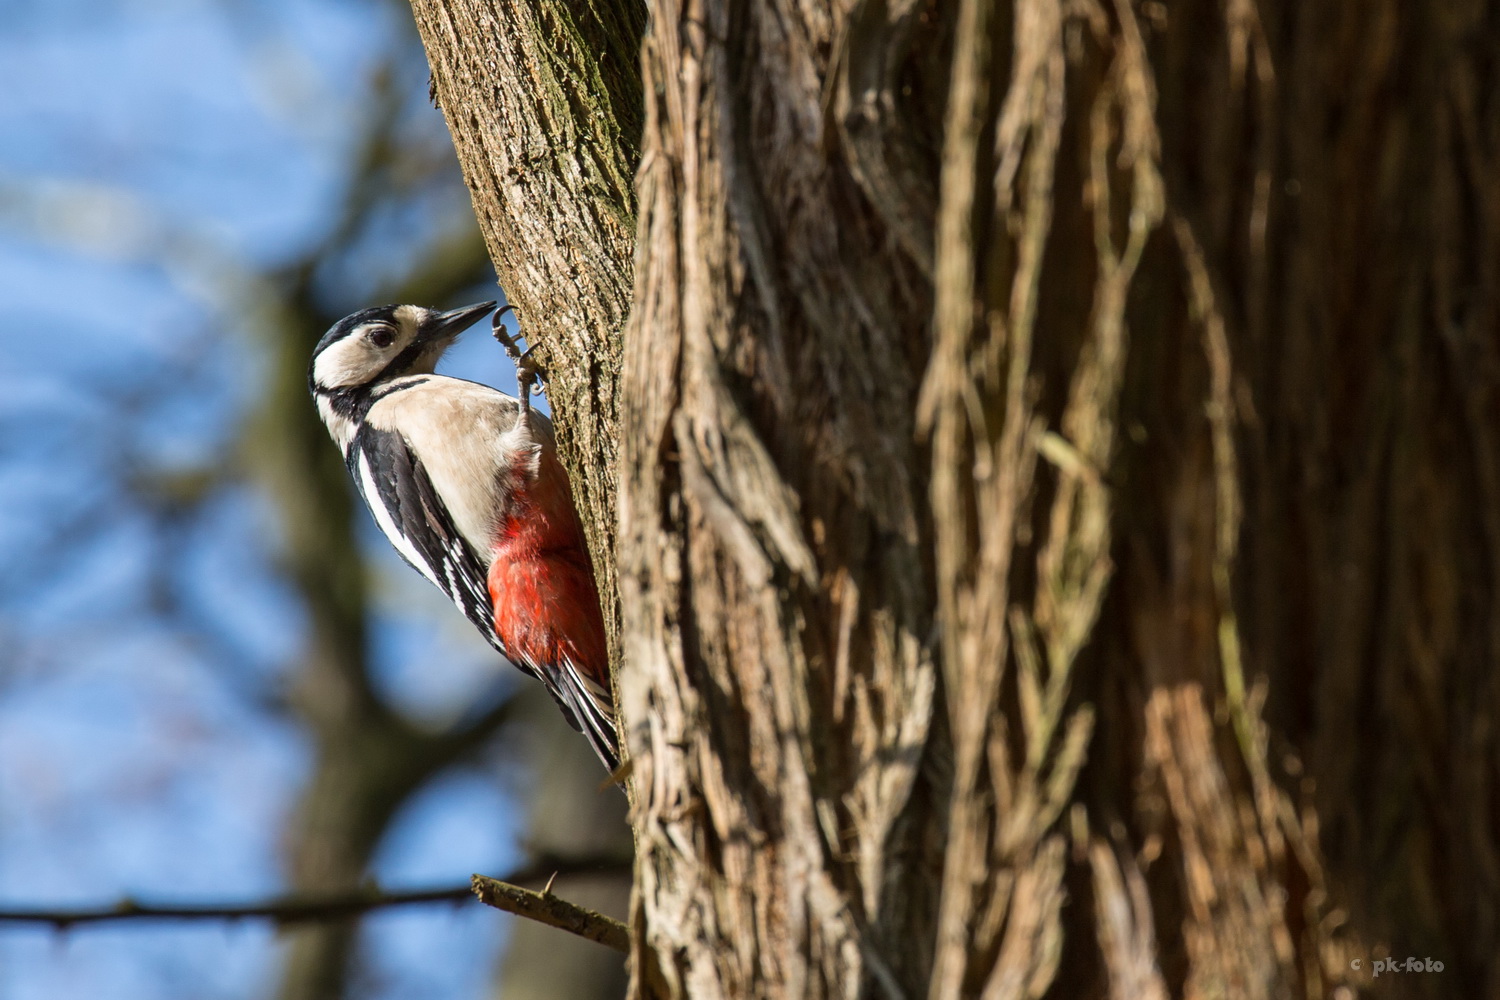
(409, 0, 647, 661)
(414, 1, 1500, 998)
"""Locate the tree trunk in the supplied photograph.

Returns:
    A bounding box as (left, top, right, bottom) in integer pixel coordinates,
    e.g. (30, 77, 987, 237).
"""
(409, 0, 647, 662)
(414, 0, 1500, 998)
(620, 0, 943, 994)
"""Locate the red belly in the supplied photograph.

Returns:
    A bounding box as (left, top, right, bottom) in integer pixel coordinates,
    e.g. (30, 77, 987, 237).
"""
(488, 546, 607, 675)
(487, 447, 608, 685)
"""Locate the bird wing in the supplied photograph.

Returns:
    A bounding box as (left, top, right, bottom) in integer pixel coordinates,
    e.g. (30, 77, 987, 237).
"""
(347, 423, 514, 662)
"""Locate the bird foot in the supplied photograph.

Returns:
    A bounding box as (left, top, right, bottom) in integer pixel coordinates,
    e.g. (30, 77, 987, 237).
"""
(492, 307, 543, 397)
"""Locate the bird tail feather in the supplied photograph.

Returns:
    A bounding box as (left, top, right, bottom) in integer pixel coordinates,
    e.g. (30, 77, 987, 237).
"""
(548, 657, 620, 772)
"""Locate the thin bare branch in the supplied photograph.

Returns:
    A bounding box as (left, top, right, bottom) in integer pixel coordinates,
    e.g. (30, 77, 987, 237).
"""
(0, 857, 626, 931)
(471, 873, 630, 953)
(0, 886, 474, 929)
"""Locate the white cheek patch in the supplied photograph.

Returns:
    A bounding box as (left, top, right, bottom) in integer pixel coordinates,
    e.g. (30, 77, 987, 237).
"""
(315, 322, 423, 388)
(314, 336, 382, 388)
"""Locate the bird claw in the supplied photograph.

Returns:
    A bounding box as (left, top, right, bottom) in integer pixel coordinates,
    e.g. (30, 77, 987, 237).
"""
(492, 307, 544, 391)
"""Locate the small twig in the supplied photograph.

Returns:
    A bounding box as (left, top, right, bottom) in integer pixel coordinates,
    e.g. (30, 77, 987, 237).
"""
(471, 873, 629, 953)
(0, 857, 626, 931)
(0, 885, 473, 930)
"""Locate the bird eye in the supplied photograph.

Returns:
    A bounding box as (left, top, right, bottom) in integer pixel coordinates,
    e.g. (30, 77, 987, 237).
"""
(367, 325, 396, 348)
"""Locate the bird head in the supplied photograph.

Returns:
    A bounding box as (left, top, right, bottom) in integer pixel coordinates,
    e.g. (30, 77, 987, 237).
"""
(308, 301, 496, 397)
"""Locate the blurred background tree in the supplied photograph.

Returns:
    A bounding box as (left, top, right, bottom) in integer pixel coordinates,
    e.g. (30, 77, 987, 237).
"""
(0, 1, 627, 998)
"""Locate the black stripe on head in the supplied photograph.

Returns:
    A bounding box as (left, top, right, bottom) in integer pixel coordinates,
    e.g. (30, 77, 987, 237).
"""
(373, 331, 435, 384)
(309, 302, 493, 398)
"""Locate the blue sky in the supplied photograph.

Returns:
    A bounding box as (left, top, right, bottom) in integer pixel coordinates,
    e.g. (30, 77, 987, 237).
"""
(0, 1, 546, 997)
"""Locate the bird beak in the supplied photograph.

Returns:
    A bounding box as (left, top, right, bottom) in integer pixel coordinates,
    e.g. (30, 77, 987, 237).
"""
(419, 301, 497, 345)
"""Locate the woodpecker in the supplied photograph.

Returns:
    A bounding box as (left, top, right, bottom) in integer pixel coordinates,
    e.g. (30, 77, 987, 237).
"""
(308, 301, 616, 770)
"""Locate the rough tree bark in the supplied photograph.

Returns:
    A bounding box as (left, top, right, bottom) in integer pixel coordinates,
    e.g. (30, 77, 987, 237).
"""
(415, 1, 1500, 998)
(409, 0, 648, 662)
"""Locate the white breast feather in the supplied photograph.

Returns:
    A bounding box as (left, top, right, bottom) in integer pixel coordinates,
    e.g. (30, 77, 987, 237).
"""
(365, 376, 552, 554)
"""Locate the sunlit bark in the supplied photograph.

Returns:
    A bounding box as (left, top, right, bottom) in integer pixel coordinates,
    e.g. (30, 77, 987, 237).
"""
(416, 1, 1500, 997)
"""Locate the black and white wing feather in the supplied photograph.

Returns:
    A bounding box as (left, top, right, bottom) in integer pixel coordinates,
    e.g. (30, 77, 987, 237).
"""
(347, 423, 512, 662)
